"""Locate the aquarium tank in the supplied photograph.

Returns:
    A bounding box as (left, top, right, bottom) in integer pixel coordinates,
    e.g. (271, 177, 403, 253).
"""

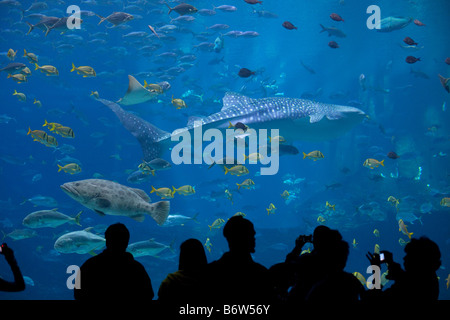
(0, 0, 449, 301)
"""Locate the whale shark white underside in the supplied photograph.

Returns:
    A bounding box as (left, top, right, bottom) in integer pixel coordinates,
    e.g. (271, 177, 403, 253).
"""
(98, 85, 366, 162)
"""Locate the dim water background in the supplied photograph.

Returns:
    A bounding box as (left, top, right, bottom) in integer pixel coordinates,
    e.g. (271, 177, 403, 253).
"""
(0, 0, 449, 300)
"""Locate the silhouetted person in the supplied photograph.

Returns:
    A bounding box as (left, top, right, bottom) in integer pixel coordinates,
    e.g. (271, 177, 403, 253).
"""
(285, 226, 344, 303)
(305, 239, 365, 301)
(158, 238, 207, 302)
(74, 223, 154, 301)
(205, 216, 275, 303)
(0, 243, 25, 292)
(366, 236, 441, 301)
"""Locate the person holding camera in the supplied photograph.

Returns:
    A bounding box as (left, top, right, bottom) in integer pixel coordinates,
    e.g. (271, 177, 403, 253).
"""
(0, 243, 26, 292)
(285, 226, 346, 303)
(366, 236, 441, 301)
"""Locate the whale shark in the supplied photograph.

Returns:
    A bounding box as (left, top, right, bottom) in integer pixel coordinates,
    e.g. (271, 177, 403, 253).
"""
(117, 75, 159, 105)
(97, 90, 366, 162)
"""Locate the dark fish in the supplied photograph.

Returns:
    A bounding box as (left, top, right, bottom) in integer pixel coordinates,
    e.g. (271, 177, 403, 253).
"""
(45, 17, 83, 36)
(26, 16, 59, 34)
(0, 62, 26, 73)
(403, 37, 417, 46)
(97, 12, 134, 26)
(387, 151, 399, 159)
(445, 57, 450, 65)
(325, 182, 342, 190)
(405, 56, 420, 64)
(244, 0, 263, 4)
(328, 41, 339, 48)
(234, 122, 247, 132)
(438, 74, 449, 93)
(319, 24, 346, 37)
(166, 2, 198, 15)
(278, 144, 299, 156)
(330, 13, 344, 22)
(238, 68, 255, 78)
(282, 21, 297, 30)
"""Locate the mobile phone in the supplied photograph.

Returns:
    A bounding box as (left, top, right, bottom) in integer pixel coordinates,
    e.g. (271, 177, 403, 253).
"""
(379, 253, 385, 262)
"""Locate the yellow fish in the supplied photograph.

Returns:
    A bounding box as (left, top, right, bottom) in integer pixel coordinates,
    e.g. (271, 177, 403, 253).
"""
(398, 219, 413, 239)
(301, 248, 311, 255)
(266, 203, 276, 215)
(325, 201, 335, 211)
(352, 238, 358, 248)
(7, 48, 16, 61)
(13, 90, 26, 102)
(208, 218, 225, 231)
(269, 135, 285, 144)
(231, 212, 246, 218)
(172, 185, 195, 196)
(171, 95, 187, 109)
(244, 153, 264, 163)
(440, 197, 450, 207)
(27, 127, 47, 141)
(57, 163, 82, 174)
(53, 126, 75, 138)
(7, 73, 27, 83)
(34, 63, 59, 76)
(204, 237, 212, 253)
(41, 134, 58, 148)
(224, 165, 249, 176)
(363, 158, 384, 169)
(150, 186, 174, 199)
(317, 215, 326, 224)
(225, 189, 233, 204)
(43, 120, 62, 131)
(446, 274, 450, 290)
(71, 63, 96, 77)
(90, 91, 100, 99)
(236, 179, 255, 190)
(23, 49, 38, 64)
(143, 80, 163, 93)
(373, 229, 380, 237)
(374, 244, 380, 254)
(398, 238, 408, 246)
(303, 150, 324, 161)
(20, 67, 31, 77)
(33, 99, 42, 107)
(387, 196, 400, 209)
(281, 190, 290, 200)
(353, 272, 366, 287)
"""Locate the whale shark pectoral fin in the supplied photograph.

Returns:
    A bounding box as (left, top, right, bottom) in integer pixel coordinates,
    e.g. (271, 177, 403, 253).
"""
(119, 75, 157, 105)
(309, 113, 325, 123)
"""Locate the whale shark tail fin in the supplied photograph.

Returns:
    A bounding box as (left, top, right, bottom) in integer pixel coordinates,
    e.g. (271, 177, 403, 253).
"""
(97, 98, 170, 161)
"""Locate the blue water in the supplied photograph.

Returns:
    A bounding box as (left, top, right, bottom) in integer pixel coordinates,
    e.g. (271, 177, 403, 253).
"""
(0, 0, 449, 300)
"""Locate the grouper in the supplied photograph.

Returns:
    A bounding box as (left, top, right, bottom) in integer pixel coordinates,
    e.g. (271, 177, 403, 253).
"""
(60, 179, 169, 225)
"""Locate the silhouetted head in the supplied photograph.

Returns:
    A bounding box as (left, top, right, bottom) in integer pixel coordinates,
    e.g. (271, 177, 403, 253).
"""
(223, 216, 256, 254)
(179, 238, 207, 271)
(312, 226, 342, 252)
(403, 237, 441, 273)
(105, 223, 130, 252)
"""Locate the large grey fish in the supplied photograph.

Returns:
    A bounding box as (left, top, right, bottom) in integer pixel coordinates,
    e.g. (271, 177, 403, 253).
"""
(60, 179, 170, 225)
(127, 239, 174, 258)
(375, 16, 412, 32)
(54, 228, 105, 254)
(97, 89, 366, 162)
(23, 209, 82, 228)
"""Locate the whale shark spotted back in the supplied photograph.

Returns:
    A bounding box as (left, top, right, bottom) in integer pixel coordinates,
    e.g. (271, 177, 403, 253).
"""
(98, 91, 366, 161)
